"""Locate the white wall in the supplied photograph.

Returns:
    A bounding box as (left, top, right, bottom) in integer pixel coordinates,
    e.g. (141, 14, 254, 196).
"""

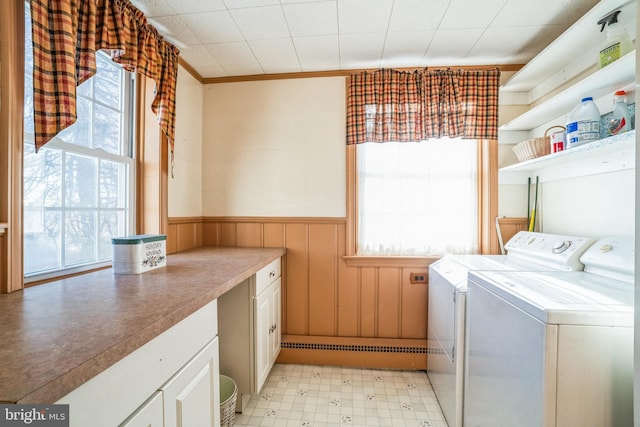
(538, 170, 634, 236)
(168, 65, 204, 217)
(201, 77, 346, 217)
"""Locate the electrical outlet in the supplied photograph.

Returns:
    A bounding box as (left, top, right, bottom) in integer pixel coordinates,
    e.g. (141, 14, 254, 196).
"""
(409, 272, 428, 284)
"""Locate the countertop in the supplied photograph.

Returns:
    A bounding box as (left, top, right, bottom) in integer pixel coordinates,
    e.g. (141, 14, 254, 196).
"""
(0, 246, 285, 404)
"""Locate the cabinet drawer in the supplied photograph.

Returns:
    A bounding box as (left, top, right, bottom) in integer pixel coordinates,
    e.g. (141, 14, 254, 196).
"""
(256, 258, 281, 295)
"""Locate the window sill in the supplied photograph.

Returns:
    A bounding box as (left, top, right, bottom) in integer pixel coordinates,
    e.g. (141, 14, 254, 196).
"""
(343, 255, 441, 268)
(25, 263, 112, 287)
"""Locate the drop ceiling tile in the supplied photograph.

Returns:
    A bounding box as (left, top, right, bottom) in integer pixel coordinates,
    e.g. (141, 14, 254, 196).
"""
(422, 28, 484, 63)
(281, 0, 332, 3)
(206, 41, 264, 76)
(249, 39, 301, 73)
(293, 35, 340, 71)
(471, 26, 560, 58)
(231, 6, 290, 40)
(136, 0, 602, 78)
(148, 15, 200, 47)
(338, 0, 394, 34)
(181, 11, 243, 44)
(388, 0, 449, 32)
(163, 0, 226, 14)
(439, 0, 507, 29)
(339, 33, 386, 69)
(197, 65, 229, 78)
(381, 31, 434, 68)
(179, 45, 219, 68)
(282, 2, 338, 37)
(130, 0, 176, 17)
(223, 0, 280, 9)
(493, 0, 592, 27)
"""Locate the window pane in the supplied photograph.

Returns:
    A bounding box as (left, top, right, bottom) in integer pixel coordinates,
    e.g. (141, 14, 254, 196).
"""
(99, 211, 125, 260)
(77, 76, 93, 98)
(65, 153, 98, 208)
(24, 145, 62, 208)
(58, 97, 92, 147)
(100, 160, 127, 209)
(357, 140, 478, 256)
(65, 211, 96, 266)
(93, 103, 121, 154)
(24, 210, 61, 273)
(95, 53, 122, 110)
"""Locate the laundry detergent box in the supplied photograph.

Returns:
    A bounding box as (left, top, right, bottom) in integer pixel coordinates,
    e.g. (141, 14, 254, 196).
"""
(112, 234, 167, 274)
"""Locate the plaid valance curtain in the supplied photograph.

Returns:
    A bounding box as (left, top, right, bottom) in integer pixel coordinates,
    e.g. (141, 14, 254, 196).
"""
(346, 68, 500, 144)
(30, 0, 179, 155)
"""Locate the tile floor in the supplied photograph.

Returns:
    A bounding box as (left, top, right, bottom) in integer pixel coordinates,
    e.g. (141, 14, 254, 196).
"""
(231, 364, 448, 427)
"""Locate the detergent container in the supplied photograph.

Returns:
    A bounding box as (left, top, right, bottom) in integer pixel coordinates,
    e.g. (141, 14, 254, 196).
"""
(566, 97, 601, 148)
(608, 90, 631, 135)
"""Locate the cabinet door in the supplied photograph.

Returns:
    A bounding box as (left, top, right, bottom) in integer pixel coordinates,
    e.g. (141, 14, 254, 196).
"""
(255, 286, 272, 392)
(119, 391, 163, 427)
(162, 337, 220, 427)
(269, 278, 282, 361)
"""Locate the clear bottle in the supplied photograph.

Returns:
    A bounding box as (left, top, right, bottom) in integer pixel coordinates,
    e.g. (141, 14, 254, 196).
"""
(597, 10, 633, 69)
(566, 97, 601, 148)
(608, 90, 631, 135)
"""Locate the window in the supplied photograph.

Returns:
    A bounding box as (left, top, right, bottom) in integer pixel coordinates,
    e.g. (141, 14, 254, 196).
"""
(23, 5, 135, 280)
(356, 140, 478, 256)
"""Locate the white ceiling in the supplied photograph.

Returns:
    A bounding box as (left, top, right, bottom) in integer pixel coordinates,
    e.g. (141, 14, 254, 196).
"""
(130, 0, 600, 79)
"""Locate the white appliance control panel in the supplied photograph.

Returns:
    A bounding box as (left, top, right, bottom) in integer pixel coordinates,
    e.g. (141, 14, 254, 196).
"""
(504, 231, 594, 271)
(580, 236, 634, 282)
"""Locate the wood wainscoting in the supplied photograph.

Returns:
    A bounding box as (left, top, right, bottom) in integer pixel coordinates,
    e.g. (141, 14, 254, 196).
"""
(168, 216, 433, 370)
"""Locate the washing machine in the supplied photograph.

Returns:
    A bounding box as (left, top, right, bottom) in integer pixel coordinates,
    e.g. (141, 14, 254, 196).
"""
(427, 231, 594, 427)
(464, 236, 634, 427)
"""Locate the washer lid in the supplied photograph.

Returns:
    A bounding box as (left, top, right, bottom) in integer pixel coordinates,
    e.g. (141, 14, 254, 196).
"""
(468, 270, 633, 327)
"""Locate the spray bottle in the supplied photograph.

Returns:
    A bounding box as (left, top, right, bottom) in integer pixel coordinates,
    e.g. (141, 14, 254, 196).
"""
(597, 10, 633, 68)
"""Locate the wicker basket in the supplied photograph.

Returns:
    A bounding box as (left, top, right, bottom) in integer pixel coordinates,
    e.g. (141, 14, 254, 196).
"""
(220, 375, 237, 427)
(512, 126, 565, 162)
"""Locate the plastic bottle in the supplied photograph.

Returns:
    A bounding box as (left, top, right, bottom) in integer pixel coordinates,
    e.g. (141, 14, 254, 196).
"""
(565, 97, 601, 148)
(608, 90, 631, 135)
(597, 10, 633, 69)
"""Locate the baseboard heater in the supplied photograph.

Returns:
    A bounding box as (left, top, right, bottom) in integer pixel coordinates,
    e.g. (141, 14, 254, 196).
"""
(278, 335, 434, 369)
(282, 341, 431, 354)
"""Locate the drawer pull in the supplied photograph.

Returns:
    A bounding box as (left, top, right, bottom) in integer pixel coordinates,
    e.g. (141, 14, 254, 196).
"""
(269, 270, 276, 278)
(269, 324, 277, 334)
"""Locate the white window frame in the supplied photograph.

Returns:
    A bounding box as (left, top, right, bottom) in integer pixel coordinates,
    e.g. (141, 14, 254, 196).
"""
(23, 50, 137, 283)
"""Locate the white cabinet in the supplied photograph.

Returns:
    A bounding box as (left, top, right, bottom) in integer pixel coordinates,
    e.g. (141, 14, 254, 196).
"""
(255, 274, 281, 392)
(123, 337, 221, 427)
(161, 338, 220, 427)
(119, 392, 163, 427)
(218, 257, 282, 412)
(58, 300, 220, 427)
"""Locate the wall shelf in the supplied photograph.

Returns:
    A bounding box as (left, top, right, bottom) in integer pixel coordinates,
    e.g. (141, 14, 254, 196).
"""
(500, 51, 636, 131)
(502, 0, 636, 93)
(499, 130, 635, 183)
(499, 0, 637, 132)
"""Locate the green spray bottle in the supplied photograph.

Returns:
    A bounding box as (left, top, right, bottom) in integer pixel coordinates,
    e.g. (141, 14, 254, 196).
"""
(597, 10, 633, 68)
